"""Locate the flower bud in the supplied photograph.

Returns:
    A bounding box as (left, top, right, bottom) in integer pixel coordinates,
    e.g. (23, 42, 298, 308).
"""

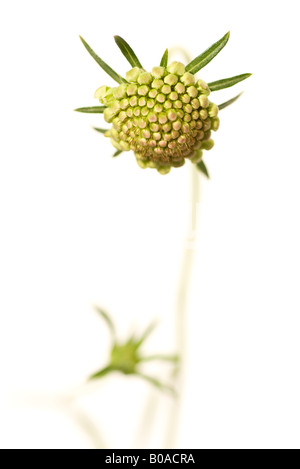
(95, 63, 219, 173)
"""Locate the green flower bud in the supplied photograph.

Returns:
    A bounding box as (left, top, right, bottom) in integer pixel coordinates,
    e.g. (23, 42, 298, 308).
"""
(208, 103, 219, 117)
(152, 66, 165, 78)
(94, 85, 110, 100)
(190, 150, 203, 163)
(152, 79, 164, 90)
(126, 67, 144, 82)
(181, 72, 195, 86)
(138, 85, 149, 96)
(201, 139, 214, 151)
(167, 61, 185, 76)
(211, 117, 220, 131)
(156, 93, 166, 104)
(164, 74, 178, 86)
(113, 84, 127, 99)
(174, 82, 185, 94)
(157, 165, 171, 175)
(148, 89, 158, 98)
(104, 107, 114, 123)
(161, 84, 171, 95)
(196, 79, 210, 95)
(95, 64, 219, 174)
(136, 158, 148, 169)
(138, 72, 152, 85)
(78, 32, 252, 175)
(127, 84, 138, 96)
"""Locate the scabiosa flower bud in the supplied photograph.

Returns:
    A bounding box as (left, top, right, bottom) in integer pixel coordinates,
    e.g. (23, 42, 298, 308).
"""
(89, 307, 178, 394)
(76, 33, 251, 176)
(95, 63, 217, 174)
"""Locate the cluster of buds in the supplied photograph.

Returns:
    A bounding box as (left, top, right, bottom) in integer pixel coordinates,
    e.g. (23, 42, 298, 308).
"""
(76, 33, 251, 175)
(96, 64, 219, 174)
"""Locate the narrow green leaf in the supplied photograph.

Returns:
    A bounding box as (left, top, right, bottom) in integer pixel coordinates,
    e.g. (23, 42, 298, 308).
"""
(134, 372, 176, 395)
(196, 160, 210, 178)
(94, 306, 116, 338)
(113, 150, 123, 157)
(160, 49, 168, 67)
(114, 35, 143, 68)
(218, 92, 242, 110)
(139, 354, 179, 363)
(93, 127, 108, 134)
(208, 73, 252, 91)
(89, 366, 115, 380)
(136, 322, 157, 348)
(79, 36, 127, 84)
(74, 106, 105, 113)
(186, 31, 230, 74)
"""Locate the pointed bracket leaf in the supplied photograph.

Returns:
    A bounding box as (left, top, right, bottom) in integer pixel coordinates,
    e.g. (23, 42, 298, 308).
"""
(93, 127, 108, 134)
(186, 31, 230, 75)
(196, 160, 210, 178)
(113, 150, 123, 157)
(79, 36, 127, 84)
(208, 73, 252, 91)
(74, 106, 106, 113)
(89, 365, 116, 381)
(94, 306, 116, 339)
(114, 36, 143, 68)
(139, 354, 179, 363)
(135, 322, 157, 349)
(160, 49, 168, 67)
(134, 372, 176, 396)
(218, 92, 243, 110)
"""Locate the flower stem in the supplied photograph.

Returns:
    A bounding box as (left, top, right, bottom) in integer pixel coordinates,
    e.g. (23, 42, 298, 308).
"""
(165, 163, 200, 448)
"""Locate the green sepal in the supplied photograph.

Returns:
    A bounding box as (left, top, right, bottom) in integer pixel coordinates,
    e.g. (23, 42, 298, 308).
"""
(134, 372, 176, 395)
(160, 49, 168, 67)
(113, 150, 123, 157)
(94, 306, 116, 338)
(93, 127, 108, 134)
(74, 106, 106, 113)
(79, 36, 127, 84)
(186, 31, 230, 75)
(208, 73, 252, 91)
(196, 160, 210, 178)
(114, 35, 143, 68)
(218, 93, 242, 110)
(139, 354, 179, 363)
(135, 322, 157, 348)
(89, 366, 115, 380)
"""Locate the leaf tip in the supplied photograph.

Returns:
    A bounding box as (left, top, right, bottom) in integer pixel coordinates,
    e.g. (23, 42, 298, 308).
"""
(79, 35, 89, 50)
(112, 149, 123, 157)
(196, 160, 210, 178)
(160, 48, 169, 67)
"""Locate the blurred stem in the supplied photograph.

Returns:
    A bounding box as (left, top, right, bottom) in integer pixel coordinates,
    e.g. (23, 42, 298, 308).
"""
(165, 163, 200, 448)
(168, 46, 191, 64)
(134, 391, 159, 448)
(14, 391, 106, 449)
(69, 405, 107, 449)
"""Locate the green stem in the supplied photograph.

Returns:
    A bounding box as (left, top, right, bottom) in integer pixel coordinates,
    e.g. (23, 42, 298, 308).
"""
(69, 405, 107, 449)
(165, 163, 200, 448)
(168, 47, 191, 64)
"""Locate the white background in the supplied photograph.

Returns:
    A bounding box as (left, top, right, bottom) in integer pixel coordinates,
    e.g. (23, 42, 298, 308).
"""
(0, 0, 300, 449)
